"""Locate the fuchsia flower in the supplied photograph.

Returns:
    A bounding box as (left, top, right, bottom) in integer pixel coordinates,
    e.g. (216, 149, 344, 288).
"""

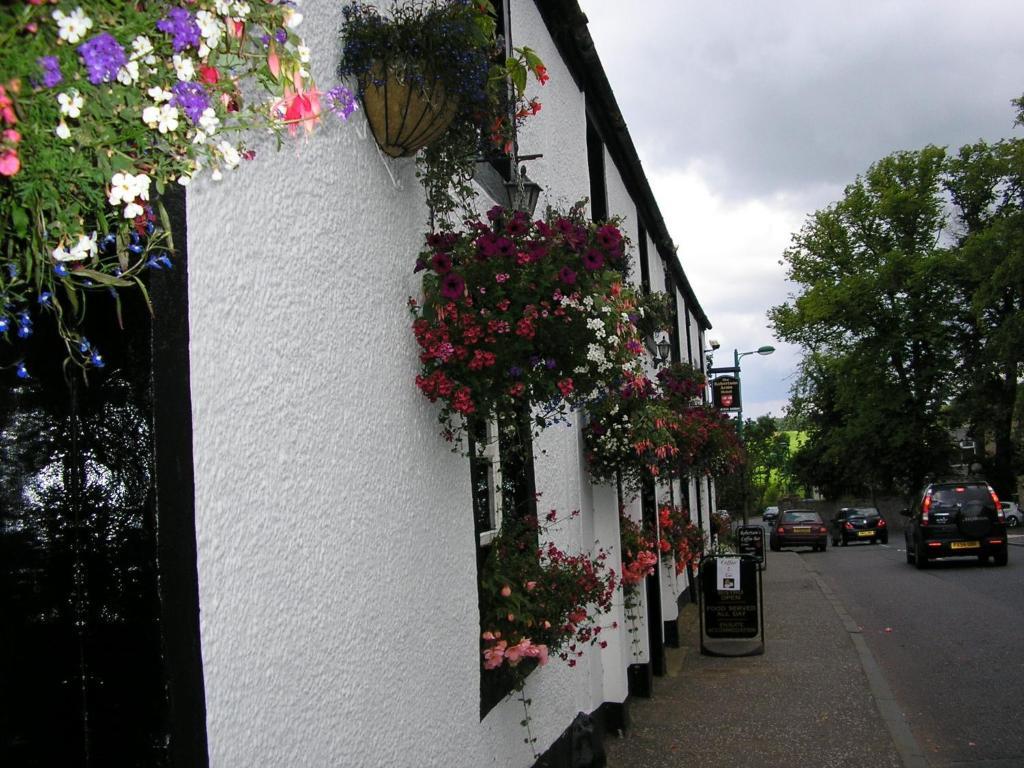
(275, 72, 321, 136)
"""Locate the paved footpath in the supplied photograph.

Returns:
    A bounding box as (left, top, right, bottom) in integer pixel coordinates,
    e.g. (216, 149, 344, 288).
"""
(606, 551, 920, 768)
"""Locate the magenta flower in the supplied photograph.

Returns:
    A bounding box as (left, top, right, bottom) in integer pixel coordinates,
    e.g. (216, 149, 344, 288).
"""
(440, 272, 465, 299)
(430, 252, 452, 274)
(581, 248, 605, 271)
(558, 266, 576, 284)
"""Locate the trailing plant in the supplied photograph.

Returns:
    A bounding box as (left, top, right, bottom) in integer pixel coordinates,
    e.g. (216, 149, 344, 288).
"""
(478, 510, 616, 679)
(618, 508, 656, 662)
(411, 203, 661, 447)
(618, 509, 658, 591)
(0, 0, 355, 375)
(656, 503, 703, 575)
(339, 0, 547, 224)
(584, 373, 682, 495)
(584, 364, 745, 489)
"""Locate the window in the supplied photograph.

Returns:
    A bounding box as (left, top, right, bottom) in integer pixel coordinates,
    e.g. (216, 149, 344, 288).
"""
(469, 419, 503, 550)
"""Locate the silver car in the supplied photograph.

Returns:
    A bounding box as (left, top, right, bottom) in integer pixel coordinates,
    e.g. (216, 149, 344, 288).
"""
(1001, 501, 1021, 527)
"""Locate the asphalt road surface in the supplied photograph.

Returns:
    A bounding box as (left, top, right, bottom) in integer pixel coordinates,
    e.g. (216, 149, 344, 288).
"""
(798, 530, 1024, 767)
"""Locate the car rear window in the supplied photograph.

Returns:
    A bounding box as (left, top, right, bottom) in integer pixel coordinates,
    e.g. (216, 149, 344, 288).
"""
(781, 511, 821, 523)
(852, 507, 880, 517)
(931, 485, 991, 506)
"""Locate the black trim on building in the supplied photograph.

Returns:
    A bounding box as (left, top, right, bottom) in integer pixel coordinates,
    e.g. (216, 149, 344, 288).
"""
(639, 476, 664, 677)
(151, 187, 210, 767)
(637, 223, 650, 295)
(586, 111, 608, 222)
(626, 662, 653, 699)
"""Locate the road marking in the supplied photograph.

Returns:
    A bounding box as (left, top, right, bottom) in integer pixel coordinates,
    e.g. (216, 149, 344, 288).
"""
(805, 565, 928, 768)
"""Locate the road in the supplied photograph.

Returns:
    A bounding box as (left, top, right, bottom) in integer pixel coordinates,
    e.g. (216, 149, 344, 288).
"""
(795, 528, 1024, 767)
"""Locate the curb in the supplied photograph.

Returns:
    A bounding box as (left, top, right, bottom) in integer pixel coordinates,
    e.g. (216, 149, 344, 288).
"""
(801, 559, 928, 768)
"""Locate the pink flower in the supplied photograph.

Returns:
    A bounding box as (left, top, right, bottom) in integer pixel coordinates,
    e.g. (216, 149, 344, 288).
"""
(268, 43, 281, 79)
(275, 72, 321, 136)
(483, 640, 507, 670)
(525, 581, 537, 591)
(500, 585, 512, 597)
(0, 149, 20, 177)
(495, 272, 509, 283)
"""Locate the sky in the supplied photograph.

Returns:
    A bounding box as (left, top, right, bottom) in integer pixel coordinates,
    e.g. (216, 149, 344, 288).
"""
(577, 0, 1024, 420)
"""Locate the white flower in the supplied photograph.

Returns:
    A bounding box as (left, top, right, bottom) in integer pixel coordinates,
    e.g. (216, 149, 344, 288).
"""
(131, 35, 157, 65)
(52, 245, 72, 262)
(108, 172, 151, 218)
(198, 108, 220, 135)
(195, 11, 224, 55)
(147, 86, 172, 103)
(117, 60, 140, 85)
(143, 103, 180, 134)
(232, 1, 251, 19)
(297, 44, 311, 64)
(210, 168, 223, 181)
(283, 9, 303, 28)
(217, 140, 241, 170)
(57, 90, 84, 119)
(173, 55, 195, 82)
(214, 0, 231, 15)
(141, 105, 161, 128)
(68, 233, 98, 261)
(52, 7, 93, 44)
(55, 120, 71, 140)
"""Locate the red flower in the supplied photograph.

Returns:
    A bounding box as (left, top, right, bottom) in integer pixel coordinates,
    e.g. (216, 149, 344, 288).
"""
(199, 65, 220, 84)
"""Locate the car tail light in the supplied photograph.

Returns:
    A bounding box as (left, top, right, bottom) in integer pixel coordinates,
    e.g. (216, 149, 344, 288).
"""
(878, 518, 887, 528)
(921, 494, 932, 526)
(989, 486, 1004, 521)
(777, 527, 785, 535)
(927, 541, 942, 547)
(844, 522, 854, 530)
(818, 526, 828, 534)
(989, 538, 1004, 545)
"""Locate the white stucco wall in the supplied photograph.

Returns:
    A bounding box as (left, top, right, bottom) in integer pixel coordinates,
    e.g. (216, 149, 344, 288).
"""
(183, 0, 709, 765)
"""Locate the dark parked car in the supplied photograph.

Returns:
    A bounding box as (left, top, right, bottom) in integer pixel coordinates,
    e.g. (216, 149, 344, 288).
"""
(770, 510, 828, 552)
(903, 479, 1008, 568)
(762, 506, 779, 524)
(830, 507, 888, 546)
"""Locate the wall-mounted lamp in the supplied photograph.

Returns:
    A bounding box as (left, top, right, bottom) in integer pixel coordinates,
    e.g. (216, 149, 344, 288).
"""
(503, 165, 542, 217)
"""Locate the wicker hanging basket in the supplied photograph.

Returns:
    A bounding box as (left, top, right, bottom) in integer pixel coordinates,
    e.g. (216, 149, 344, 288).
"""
(359, 63, 459, 158)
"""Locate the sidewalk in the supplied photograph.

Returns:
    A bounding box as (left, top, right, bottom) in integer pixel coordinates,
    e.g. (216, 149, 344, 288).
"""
(605, 551, 911, 768)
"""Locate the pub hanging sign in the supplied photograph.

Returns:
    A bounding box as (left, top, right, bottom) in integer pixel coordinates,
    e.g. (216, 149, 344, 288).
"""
(712, 375, 741, 410)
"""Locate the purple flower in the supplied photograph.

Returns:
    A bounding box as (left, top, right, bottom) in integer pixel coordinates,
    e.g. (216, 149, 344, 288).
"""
(171, 81, 209, 123)
(440, 272, 465, 299)
(509, 365, 523, 378)
(558, 266, 577, 284)
(581, 248, 605, 271)
(37, 56, 63, 88)
(430, 252, 452, 274)
(157, 8, 201, 52)
(325, 85, 357, 120)
(275, 28, 288, 44)
(495, 237, 515, 257)
(78, 33, 127, 85)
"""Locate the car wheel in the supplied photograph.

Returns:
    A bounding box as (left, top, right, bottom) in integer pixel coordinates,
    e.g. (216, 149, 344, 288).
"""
(994, 548, 1008, 566)
(881, 536, 889, 545)
(914, 540, 929, 569)
(906, 547, 914, 564)
(841, 536, 848, 547)
(1007, 516, 1020, 528)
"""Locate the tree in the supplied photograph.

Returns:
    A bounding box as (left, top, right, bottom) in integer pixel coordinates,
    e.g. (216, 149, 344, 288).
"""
(943, 137, 1024, 497)
(770, 147, 958, 496)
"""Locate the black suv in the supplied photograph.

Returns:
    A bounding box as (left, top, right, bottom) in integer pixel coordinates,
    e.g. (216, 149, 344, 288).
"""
(903, 480, 1008, 568)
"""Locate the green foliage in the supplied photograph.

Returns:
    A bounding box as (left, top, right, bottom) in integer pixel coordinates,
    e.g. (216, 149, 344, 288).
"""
(773, 103, 1024, 498)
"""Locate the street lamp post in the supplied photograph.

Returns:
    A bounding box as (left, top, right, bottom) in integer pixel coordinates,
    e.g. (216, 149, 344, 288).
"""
(711, 345, 775, 525)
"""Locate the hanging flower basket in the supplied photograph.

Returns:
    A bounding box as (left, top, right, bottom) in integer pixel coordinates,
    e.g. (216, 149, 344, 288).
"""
(359, 63, 459, 158)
